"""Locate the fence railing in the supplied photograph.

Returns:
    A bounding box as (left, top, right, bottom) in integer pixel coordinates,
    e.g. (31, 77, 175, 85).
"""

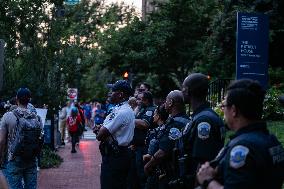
(207, 79, 232, 108)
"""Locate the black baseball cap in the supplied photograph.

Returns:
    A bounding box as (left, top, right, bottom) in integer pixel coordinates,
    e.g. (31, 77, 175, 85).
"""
(111, 80, 133, 96)
(16, 87, 31, 100)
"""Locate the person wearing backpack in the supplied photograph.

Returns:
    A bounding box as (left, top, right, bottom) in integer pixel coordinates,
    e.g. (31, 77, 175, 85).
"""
(0, 87, 43, 189)
(66, 107, 82, 153)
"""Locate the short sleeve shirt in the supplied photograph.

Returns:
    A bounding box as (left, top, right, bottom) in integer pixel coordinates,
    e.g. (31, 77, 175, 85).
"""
(159, 114, 189, 153)
(136, 105, 156, 127)
(217, 123, 284, 189)
(103, 102, 135, 146)
(187, 104, 224, 161)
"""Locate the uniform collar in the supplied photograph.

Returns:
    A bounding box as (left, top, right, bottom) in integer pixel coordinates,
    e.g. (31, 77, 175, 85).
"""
(166, 113, 188, 124)
(171, 112, 188, 118)
(230, 121, 268, 140)
(116, 101, 128, 107)
(192, 102, 210, 117)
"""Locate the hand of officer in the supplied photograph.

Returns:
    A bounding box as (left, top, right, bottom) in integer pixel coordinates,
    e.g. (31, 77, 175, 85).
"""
(143, 154, 152, 162)
(93, 124, 102, 134)
(129, 145, 136, 151)
(197, 162, 216, 185)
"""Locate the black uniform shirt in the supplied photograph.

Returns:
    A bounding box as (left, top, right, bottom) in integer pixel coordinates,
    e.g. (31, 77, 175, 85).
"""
(159, 113, 189, 154)
(217, 122, 284, 189)
(132, 105, 157, 146)
(185, 103, 225, 161)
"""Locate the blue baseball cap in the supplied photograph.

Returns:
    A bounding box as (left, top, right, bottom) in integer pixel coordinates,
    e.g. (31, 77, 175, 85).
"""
(71, 107, 78, 115)
(16, 88, 31, 100)
(111, 80, 133, 96)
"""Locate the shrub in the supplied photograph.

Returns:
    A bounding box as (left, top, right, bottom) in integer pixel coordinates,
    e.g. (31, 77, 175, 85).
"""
(263, 86, 284, 120)
(213, 102, 224, 119)
(40, 145, 63, 169)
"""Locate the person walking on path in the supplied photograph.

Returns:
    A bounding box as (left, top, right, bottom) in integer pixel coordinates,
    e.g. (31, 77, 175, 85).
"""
(66, 107, 82, 153)
(0, 87, 43, 189)
(59, 101, 71, 145)
(96, 80, 135, 189)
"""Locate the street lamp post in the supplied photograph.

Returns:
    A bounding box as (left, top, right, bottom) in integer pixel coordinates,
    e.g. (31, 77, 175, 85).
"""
(76, 57, 81, 101)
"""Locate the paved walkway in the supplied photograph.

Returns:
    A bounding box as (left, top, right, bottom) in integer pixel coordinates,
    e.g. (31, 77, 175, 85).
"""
(38, 129, 101, 189)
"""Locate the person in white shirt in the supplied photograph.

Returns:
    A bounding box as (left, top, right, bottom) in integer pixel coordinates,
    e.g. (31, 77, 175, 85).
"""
(97, 80, 135, 189)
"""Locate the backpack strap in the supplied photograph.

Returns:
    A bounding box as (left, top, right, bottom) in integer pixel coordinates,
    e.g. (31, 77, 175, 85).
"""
(12, 110, 22, 129)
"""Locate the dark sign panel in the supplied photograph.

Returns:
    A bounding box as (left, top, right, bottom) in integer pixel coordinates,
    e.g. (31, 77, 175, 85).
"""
(236, 12, 269, 89)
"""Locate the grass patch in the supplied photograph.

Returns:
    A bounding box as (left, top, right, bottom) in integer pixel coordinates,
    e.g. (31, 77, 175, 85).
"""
(40, 145, 63, 169)
(268, 121, 284, 145)
(225, 121, 284, 145)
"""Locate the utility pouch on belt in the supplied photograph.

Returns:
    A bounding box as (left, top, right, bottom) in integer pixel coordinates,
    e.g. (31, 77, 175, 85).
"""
(99, 135, 120, 156)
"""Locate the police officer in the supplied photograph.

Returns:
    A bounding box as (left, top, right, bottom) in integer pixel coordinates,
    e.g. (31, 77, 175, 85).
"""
(97, 80, 135, 189)
(143, 104, 169, 189)
(181, 73, 225, 188)
(144, 90, 190, 189)
(131, 91, 156, 189)
(197, 79, 284, 189)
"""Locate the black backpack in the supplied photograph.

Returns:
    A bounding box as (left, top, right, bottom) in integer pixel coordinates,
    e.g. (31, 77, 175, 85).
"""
(11, 110, 43, 160)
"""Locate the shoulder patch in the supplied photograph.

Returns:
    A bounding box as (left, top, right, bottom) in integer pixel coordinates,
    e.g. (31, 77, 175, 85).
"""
(108, 112, 116, 121)
(145, 111, 153, 117)
(197, 122, 211, 140)
(168, 127, 182, 140)
(230, 145, 249, 169)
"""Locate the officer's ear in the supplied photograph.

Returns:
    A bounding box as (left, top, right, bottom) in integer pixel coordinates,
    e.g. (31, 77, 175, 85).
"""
(118, 92, 123, 98)
(231, 104, 238, 118)
(169, 99, 174, 107)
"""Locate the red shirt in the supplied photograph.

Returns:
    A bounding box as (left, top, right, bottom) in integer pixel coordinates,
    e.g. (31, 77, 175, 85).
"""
(67, 115, 82, 133)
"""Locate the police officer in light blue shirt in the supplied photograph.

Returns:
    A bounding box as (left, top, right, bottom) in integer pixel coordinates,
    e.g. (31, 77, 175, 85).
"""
(97, 80, 135, 189)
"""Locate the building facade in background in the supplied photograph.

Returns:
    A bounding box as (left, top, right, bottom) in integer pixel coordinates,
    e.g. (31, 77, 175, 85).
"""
(142, 0, 166, 20)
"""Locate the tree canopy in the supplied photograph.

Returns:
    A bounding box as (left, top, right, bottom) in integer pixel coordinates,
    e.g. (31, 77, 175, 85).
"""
(0, 0, 283, 107)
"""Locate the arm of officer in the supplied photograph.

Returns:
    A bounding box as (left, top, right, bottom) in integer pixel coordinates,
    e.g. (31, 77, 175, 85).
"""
(197, 162, 223, 189)
(97, 126, 111, 141)
(97, 110, 126, 141)
(135, 108, 155, 130)
(135, 119, 149, 129)
(144, 149, 166, 175)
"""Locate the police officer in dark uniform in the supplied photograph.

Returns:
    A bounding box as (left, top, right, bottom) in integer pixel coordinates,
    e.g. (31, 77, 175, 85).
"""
(197, 79, 284, 189)
(181, 73, 225, 188)
(144, 90, 190, 189)
(130, 91, 156, 189)
(143, 104, 169, 189)
(97, 80, 135, 189)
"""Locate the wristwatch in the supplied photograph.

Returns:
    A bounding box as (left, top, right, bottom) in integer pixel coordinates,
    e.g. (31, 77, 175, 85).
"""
(202, 178, 214, 189)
